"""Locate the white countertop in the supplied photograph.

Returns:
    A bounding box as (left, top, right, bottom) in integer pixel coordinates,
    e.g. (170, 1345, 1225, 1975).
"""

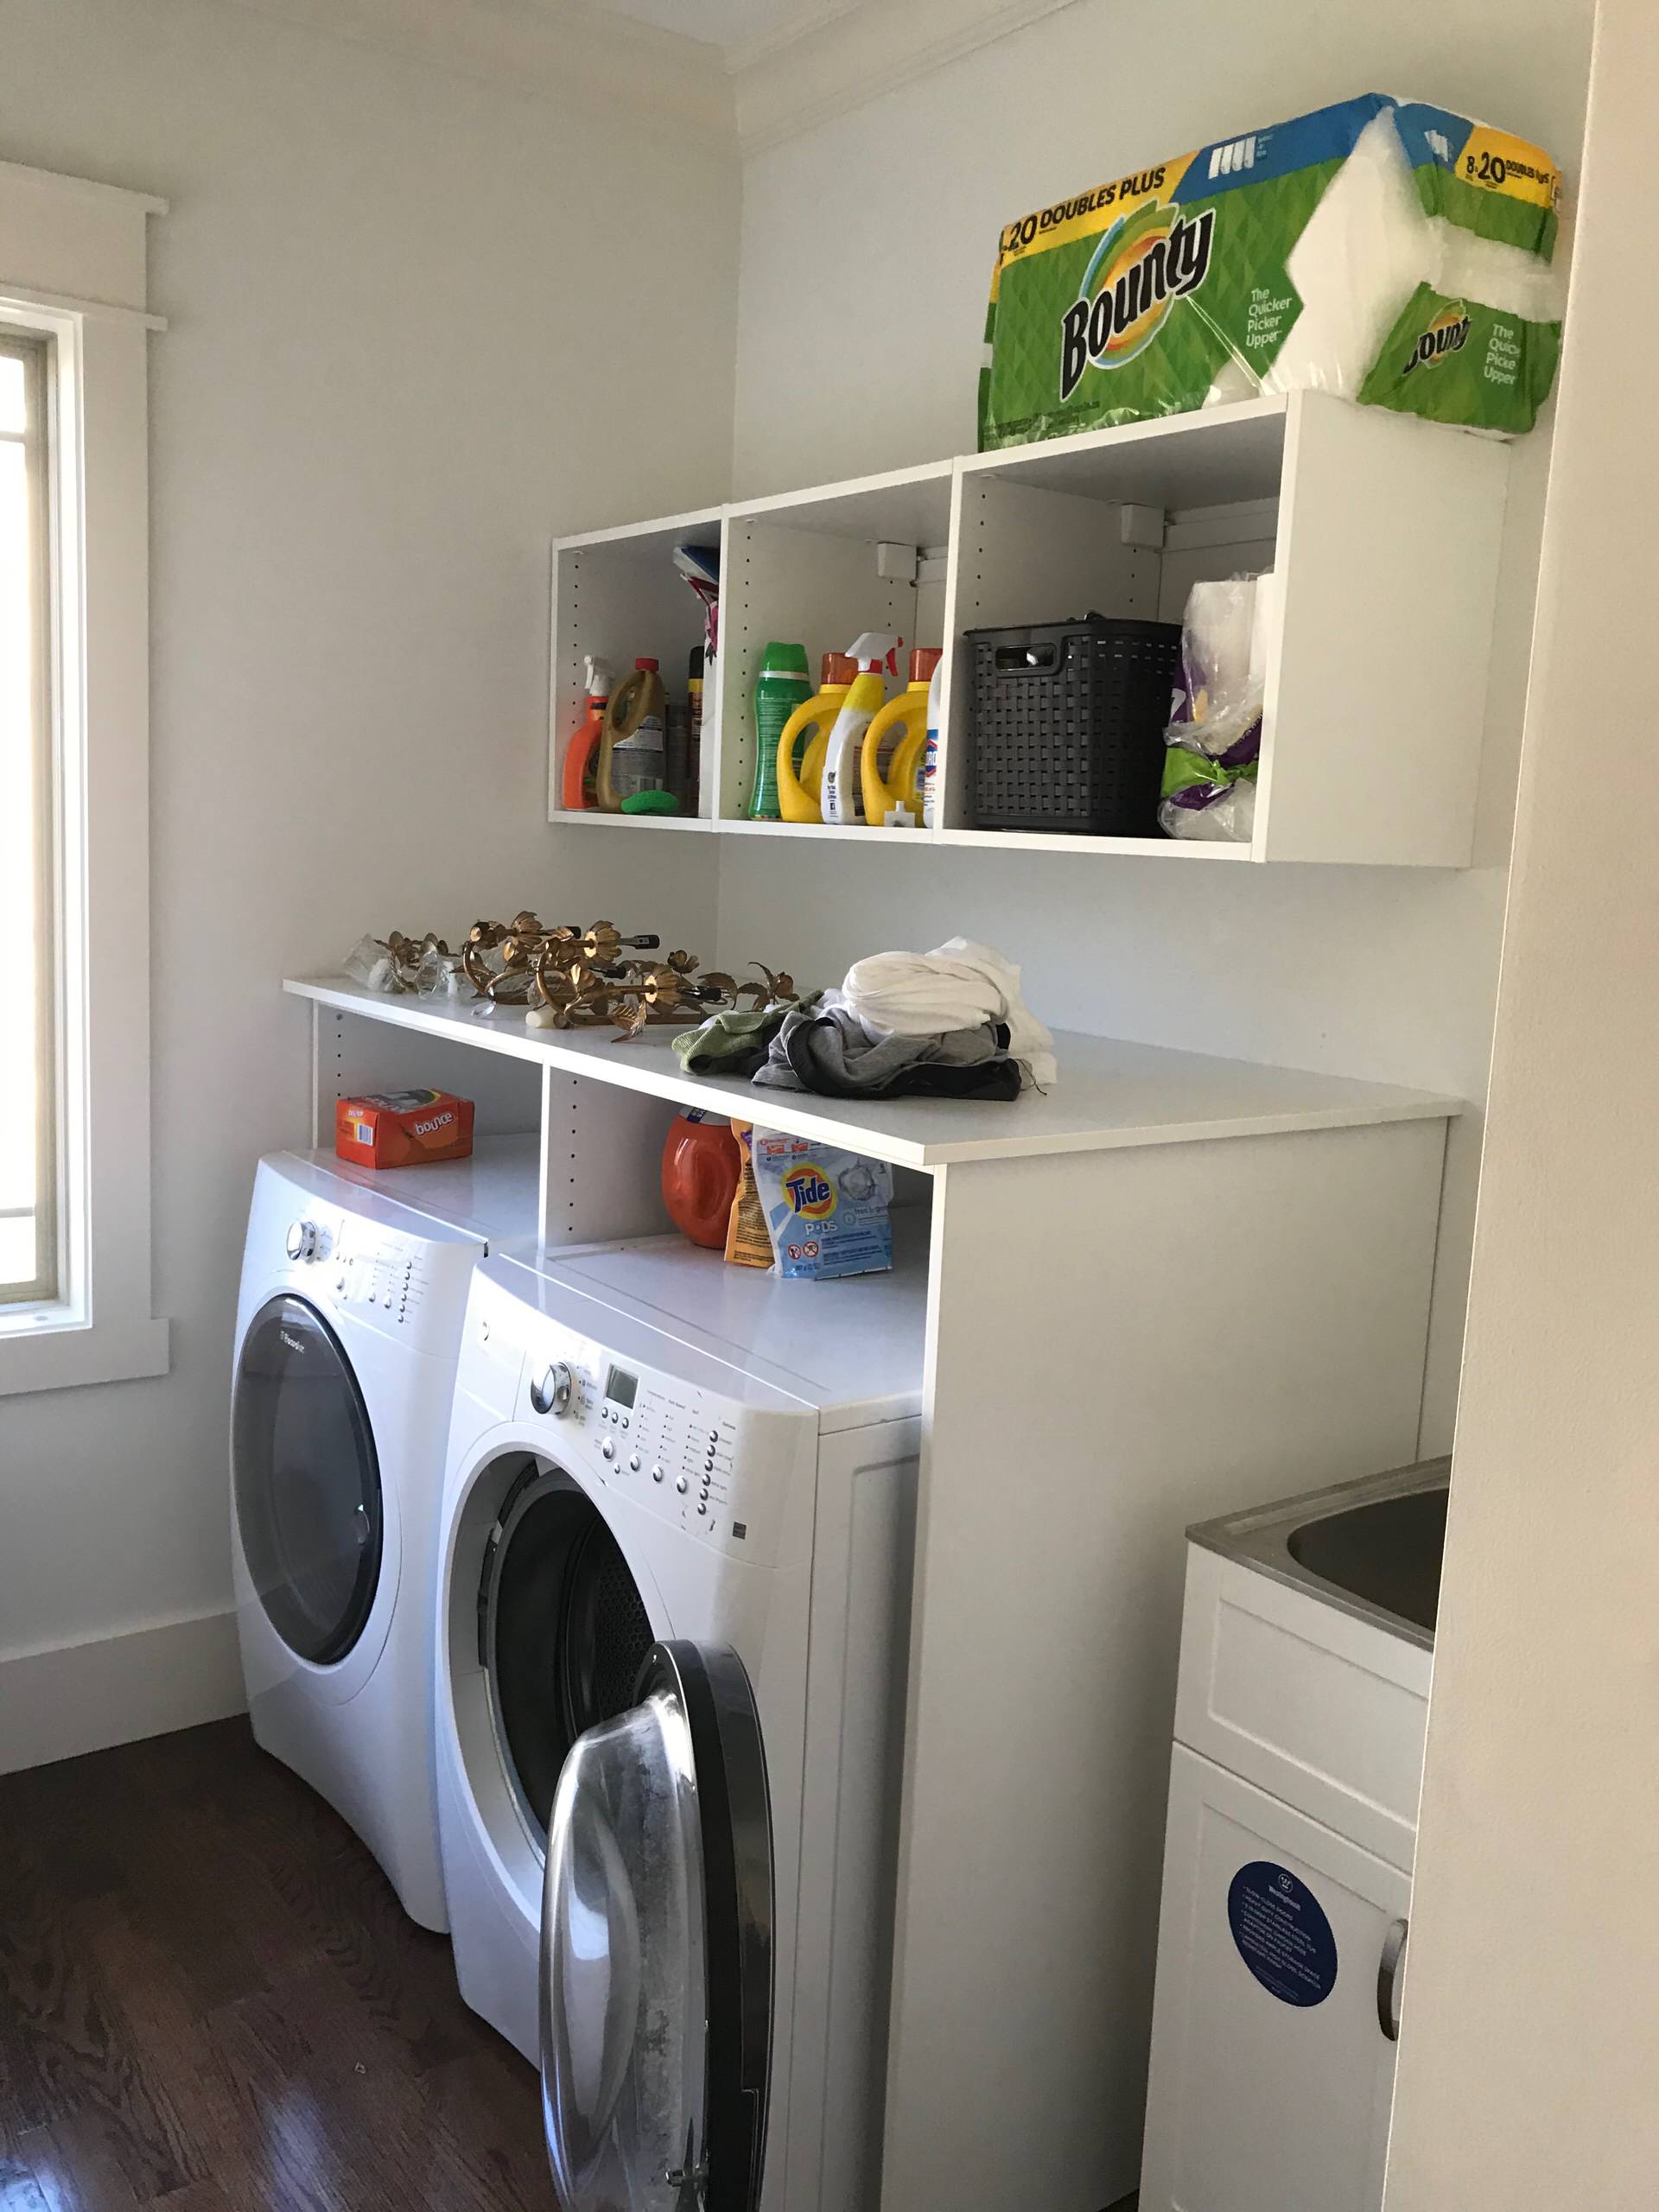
(286, 976, 1461, 1171)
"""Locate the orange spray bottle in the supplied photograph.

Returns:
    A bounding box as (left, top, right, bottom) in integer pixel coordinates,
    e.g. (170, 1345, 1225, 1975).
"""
(561, 657, 613, 810)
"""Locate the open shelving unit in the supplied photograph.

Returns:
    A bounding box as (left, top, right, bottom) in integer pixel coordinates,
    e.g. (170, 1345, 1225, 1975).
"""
(547, 391, 1510, 867)
(547, 502, 723, 825)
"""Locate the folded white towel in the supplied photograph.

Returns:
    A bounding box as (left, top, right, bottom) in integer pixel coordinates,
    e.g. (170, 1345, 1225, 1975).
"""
(840, 938, 1058, 1090)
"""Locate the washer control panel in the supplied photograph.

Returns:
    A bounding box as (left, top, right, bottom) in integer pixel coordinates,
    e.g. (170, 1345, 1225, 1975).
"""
(512, 1325, 801, 1565)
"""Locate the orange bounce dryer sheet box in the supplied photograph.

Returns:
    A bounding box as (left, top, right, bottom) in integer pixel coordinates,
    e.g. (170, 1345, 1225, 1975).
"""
(334, 1089, 474, 1169)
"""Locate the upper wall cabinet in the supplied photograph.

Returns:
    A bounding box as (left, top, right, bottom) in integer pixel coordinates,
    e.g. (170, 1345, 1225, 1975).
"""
(548, 392, 1510, 867)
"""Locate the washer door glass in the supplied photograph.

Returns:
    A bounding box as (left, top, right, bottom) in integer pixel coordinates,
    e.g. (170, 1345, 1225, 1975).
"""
(541, 1642, 772, 2212)
(485, 1472, 657, 1845)
(232, 1294, 384, 1666)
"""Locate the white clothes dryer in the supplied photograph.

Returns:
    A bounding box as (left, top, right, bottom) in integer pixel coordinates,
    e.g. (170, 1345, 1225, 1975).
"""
(435, 1229, 926, 2212)
(230, 1141, 537, 1930)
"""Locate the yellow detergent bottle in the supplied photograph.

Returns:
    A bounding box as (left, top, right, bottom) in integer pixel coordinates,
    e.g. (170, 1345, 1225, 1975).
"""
(861, 646, 943, 827)
(820, 632, 902, 825)
(776, 652, 857, 823)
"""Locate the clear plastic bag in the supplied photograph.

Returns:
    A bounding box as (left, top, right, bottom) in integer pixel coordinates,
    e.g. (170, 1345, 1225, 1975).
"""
(1159, 573, 1271, 844)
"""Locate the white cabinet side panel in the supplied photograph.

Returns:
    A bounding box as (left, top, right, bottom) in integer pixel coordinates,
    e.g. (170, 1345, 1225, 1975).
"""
(880, 1116, 1444, 2212)
(785, 1421, 919, 2212)
(1262, 394, 1509, 866)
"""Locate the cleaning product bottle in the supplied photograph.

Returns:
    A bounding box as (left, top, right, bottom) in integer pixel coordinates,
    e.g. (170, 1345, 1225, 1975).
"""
(687, 645, 704, 808)
(660, 1110, 741, 1249)
(748, 643, 811, 819)
(819, 633, 901, 825)
(560, 656, 613, 811)
(860, 645, 942, 827)
(921, 655, 944, 829)
(776, 652, 857, 824)
(597, 658, 668, 812)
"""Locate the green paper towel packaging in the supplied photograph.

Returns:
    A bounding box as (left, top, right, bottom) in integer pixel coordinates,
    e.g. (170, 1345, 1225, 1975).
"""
(979, 95, 1564, 446)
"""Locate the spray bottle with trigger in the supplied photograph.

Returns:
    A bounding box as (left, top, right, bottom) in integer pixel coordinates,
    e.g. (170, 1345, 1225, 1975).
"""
(819, 632, 902, 825)
(561, 655, 614, 811)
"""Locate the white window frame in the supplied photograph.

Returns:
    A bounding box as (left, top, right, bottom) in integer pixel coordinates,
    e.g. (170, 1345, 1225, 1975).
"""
(0, 161, 168, 1395)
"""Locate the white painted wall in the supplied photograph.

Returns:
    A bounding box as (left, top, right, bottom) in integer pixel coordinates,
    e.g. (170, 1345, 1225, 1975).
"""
(0, 0, 738, 1761)
(1385, 2, 1659, 2198)
(720, 0, 1594, 1448)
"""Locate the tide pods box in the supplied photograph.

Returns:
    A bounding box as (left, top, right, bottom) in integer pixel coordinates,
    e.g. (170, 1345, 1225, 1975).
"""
(750, 1134, 894, 1281)
(978, 93, 1564, 447)
(335, 1088, 474, 1169)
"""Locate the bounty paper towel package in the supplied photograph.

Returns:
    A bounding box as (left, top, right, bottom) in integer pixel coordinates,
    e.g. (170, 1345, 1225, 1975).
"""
(978, 95, 1564, 446)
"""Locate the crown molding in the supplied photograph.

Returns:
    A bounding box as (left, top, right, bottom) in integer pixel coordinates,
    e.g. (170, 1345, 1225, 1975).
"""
(722, 0, 864, 73)
(731, 0, 1084, 157)
(213, 0, 736, 142)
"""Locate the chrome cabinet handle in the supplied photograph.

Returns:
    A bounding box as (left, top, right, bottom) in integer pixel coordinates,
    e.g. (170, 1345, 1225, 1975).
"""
(1377, 1915, 1408, 2041)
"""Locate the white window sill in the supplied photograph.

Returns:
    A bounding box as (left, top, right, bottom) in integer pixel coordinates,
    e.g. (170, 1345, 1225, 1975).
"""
(0, 1309, 171, 1395)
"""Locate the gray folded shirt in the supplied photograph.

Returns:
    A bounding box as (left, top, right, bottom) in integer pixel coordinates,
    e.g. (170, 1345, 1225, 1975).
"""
(752, 1003, 1011, 1096)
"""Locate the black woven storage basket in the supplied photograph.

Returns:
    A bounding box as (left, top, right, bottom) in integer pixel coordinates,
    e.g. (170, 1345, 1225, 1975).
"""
(967, 613, 1182, 835)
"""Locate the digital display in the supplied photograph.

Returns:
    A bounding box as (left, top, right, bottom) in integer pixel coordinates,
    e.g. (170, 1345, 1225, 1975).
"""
(606, 1365, 638, 1409)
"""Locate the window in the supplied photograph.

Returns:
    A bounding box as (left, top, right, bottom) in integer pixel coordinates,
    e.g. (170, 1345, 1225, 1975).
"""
(0, 162, 168, 1395)
(1, 334, 54, 1306)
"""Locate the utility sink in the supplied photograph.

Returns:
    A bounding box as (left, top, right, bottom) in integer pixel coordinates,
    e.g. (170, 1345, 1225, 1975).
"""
(1287, 1483, 1449, 1635)
(1190, 1456, 1452, 1649)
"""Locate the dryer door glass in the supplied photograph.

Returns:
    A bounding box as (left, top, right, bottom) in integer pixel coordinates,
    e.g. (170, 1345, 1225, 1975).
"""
(541, 1640, 772, 2212)
(232, 1294, 384, 1666)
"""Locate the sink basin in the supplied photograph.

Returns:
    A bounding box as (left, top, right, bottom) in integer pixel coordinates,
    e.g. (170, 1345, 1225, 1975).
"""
(1287, 1484, 1448, 1635)
(1189, 1457, 1451, 1647)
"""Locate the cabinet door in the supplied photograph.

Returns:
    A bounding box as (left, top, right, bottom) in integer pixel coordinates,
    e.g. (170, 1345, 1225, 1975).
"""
(1140, 1745, 1409, 2212)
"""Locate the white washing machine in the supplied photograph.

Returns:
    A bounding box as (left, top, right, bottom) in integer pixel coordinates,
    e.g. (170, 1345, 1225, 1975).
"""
(230, 1141, 537, 1930)
(435, 1226, 927, 2211)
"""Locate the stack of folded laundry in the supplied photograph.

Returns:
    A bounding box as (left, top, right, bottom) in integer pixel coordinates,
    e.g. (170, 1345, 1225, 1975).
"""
(672, 939, 1056, 1103)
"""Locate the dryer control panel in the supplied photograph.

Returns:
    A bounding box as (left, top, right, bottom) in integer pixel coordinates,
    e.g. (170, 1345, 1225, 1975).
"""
(278, 1205, 433, 1333)
(330, 1221, 431, 1331)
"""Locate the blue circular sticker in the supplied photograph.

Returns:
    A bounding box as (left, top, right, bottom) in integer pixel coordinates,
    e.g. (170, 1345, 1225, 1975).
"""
(1227, 1861, 1338, 2007)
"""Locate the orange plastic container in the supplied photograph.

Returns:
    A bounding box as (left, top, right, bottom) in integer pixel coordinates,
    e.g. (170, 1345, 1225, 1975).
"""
(660, 1110, 741, 1249)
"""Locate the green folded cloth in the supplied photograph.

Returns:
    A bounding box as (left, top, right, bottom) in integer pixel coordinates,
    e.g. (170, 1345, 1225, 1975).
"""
(672, 991, 820, 1077)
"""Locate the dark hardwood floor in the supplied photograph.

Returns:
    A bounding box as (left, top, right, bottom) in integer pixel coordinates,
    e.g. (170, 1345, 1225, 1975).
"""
(0, 1719, 551, 2210)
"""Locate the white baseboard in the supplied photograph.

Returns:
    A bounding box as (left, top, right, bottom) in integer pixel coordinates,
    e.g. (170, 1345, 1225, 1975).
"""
(0, 1607, 246, 1776)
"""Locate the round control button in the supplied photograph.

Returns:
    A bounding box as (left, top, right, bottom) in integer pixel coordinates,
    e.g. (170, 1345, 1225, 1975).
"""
(601, 1440, 615, 1462)
(675, 1476, 689, 1495)
(620, 1415, 630, 1430)
(697, 1503, 708, 1517)
(628, 1454, 640, 1474)
(652, 1465, 664, 1484)
(530, 1362, 575, 1418)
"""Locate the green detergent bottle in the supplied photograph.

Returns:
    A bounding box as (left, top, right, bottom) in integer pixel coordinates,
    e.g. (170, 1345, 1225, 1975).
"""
(749, 642, 811, 819)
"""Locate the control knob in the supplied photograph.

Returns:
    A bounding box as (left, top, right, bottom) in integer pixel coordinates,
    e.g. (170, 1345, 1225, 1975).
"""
(285, 1219, 319, 1263)
(531, 1360, 575, 1417)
